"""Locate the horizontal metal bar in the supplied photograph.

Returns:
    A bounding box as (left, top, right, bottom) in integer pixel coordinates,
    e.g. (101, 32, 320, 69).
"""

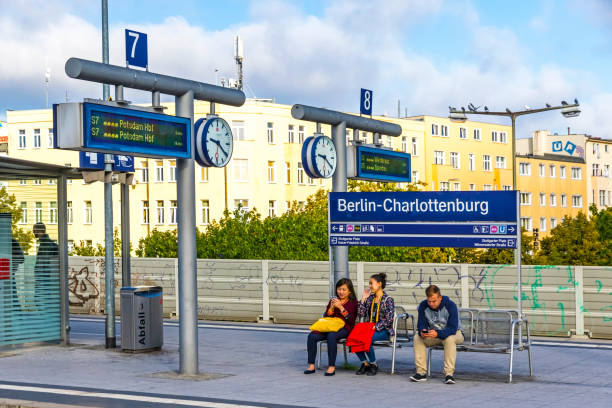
(291, 104, 402, 136)
(65, 58, 246, 106)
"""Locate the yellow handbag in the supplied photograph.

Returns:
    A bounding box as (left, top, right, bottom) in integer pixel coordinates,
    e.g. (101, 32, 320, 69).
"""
(309, 317, 346, 332)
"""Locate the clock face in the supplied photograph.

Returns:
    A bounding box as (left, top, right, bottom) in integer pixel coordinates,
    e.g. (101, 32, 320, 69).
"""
(203, 117, 233, 167)
(312, 136, 336, 178)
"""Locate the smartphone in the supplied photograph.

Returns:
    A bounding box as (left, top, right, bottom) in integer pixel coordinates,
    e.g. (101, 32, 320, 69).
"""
(422, 329, 429, 333)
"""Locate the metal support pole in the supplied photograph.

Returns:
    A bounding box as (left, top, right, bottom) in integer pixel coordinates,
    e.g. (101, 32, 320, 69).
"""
(121, 182, 130, 287)
(516, 190, 523, 347)
(373, 132, 381, 146)
(176, 90, 198, 375)
(152, 91, 161, 108)
(115, 85, 124, 102)
(353, 129, 359, 144)
(104, 154, 116, 348)
(511, 116, 517, 190)
(332, 121, 348, 283)
(57, 175, 70, 345)
(101, 0, 109, 101)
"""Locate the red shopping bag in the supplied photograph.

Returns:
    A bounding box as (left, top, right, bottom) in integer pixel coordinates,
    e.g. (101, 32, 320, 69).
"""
(345, 322, 375, 353)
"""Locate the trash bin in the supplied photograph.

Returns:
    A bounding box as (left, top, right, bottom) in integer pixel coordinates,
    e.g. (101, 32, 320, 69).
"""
(120, 286, 163, 352)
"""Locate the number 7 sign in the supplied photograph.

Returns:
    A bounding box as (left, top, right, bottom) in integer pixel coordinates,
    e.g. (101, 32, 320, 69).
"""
(125, 29, 148, 69)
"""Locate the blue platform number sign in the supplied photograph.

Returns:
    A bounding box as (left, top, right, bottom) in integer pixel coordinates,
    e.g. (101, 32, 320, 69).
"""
(125, 29, 148, 68)
(360, 88, 373, 115)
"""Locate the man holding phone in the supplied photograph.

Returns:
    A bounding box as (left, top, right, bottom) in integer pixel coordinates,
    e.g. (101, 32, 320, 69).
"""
(410, 285, 463, 384)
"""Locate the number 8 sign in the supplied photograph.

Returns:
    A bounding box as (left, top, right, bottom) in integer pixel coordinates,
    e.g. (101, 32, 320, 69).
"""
(125, 29, 148, 69)
(360, 88, 373, 115)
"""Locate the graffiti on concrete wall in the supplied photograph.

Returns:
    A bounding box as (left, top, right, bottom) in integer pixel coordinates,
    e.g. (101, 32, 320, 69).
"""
(68, 266, 100, 307)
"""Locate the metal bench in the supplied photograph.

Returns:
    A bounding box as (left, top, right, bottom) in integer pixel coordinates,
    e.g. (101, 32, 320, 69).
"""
(317, 305, 415, 374)
(426, 308, 533, 382)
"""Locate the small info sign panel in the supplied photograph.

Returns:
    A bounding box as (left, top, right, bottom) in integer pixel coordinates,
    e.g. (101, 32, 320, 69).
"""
(329, 191, 519, 249)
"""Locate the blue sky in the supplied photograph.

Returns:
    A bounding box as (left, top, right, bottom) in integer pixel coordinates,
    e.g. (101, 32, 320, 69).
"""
(2, 0, 612, 138)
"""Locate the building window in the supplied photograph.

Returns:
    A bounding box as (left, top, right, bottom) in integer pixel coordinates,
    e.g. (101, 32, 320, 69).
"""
(459, 127, 467, 139)
(592, 163, 600, 177)
(550, 194, 557, 207)
(308, 175, 315, 185)
(560, 165, 566, 179)
(49, 202, 57, 224)
(68, 240, 74, 253)
(491, 131, 499, 143)
(483, 184, 492, 191)
(549, 165, 556, 178)
(201, 200, 210, 224)
(500, 132, 507, 143)
(520, 192, 532, 206)
(561, 194, 567, 208)
(33, 129, 41, 148)
(18, 129, 26, 149)
(440, 125, 448, 137)
(431, 124, 439, 136)
(412, 171, 419, 183)
(200, 166, 209, 182)
(572, 195, 582, 208)
(453, 182, 460, 191)
(411, 137, 418, 156)
(298, 125, 305, 143)
(496, 156, 506, 169)
(67, 201, 73, 224)
(450, 152, 460, 169)
(19, 179, 26, 185)
(287, 125, 295, 143)
(232, 120, 245, 141)
(169, 161, 176, 182)
(520, 217, 533, 231)
(539, 164, 545, 177)
(140, 161, 149, 183)
(469, 184, 476, 191)
(168, 200, 177, 224)
(434, 151, 445, 165)
(269, 200, 277, 217)
(267, 161, 276, 183)
(155, 161, 164, 182)
(401, 137, 407, 153)
(156, 200, 165, 224)
(473, 129, 481, 140)
(233, 159, 248, 181)
(20, 202, 27, 223)
(84, 201, 92, 224)
(33, 179, 42, 185)
(34, 202, 43, 223)
(551, 218, 557, 229)
(503, 185, 512, 191)
(540, 217, 547, 232)
(468, 154, 475, 171)
(48, 179, 56, 185)
(267, 122, 275, 144)
(571, 167, 582, 180)
(285, 162, 291, 184)
(440, 181, 450, 191)
(539, 193, 546, 206)
(482, 155, 491, 171)
(604, 164, 610, 177)
(234, 199, 249, 213)
(141, 201, 149, 224)
(519, 162, 531, 176)
(47, 128, 54, 148)
(599, 190, 607, 206)
(297, 163, 305, 184)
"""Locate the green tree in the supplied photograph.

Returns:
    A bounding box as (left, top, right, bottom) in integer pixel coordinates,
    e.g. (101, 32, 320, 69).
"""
(535, 212, 605, 265)
(589, 205, 612, 264)
(71, 228, 124, 257)
(0, 186, 34, 252)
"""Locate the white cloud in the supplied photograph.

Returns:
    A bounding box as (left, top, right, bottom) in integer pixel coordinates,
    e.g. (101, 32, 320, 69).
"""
(1, 0, 611, 139)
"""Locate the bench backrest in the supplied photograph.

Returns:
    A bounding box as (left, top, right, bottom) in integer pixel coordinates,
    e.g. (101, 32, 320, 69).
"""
(476, 310, 515, 346)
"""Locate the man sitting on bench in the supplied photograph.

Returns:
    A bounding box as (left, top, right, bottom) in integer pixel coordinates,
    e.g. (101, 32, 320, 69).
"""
(410, 285, 464, 384)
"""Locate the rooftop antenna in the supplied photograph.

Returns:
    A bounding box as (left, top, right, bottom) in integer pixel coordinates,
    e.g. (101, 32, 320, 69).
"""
(45, 68, 51, 108)
(234, 35, 244, 91)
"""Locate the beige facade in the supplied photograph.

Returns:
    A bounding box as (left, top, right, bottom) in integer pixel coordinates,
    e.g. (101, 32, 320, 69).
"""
(5, 100, 523, 252)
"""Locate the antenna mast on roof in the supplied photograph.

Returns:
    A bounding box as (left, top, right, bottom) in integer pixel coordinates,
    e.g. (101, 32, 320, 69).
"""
(234, 35, 244, 91)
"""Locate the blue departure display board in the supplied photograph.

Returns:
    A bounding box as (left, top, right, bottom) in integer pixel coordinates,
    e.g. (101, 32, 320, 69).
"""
(355, 146, 411, 182)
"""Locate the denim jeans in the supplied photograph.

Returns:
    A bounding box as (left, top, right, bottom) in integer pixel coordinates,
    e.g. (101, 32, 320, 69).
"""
(356, 329, 390, 363)
(307, 328, 348, 366)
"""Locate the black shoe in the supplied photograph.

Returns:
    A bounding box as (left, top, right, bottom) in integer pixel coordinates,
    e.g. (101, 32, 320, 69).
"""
(304, 369, 315, 374)
(356, 363, 369, 375)
(366, 364, 378, 376)
(324, 370, 336, 377)
(444, 375, 456, 384)
(410, 373, 427, 382)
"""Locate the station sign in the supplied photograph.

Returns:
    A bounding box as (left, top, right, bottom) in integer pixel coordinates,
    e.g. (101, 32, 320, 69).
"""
(54, 102, 191, 159)
(347, 145, 411, 183)
(79, 151, 135, 172)
(329, 191, 519, 249)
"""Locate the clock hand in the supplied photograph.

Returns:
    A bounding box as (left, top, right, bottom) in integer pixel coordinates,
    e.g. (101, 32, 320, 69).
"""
(318, 154, 333, 168)
(210, 138, 229, 157)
